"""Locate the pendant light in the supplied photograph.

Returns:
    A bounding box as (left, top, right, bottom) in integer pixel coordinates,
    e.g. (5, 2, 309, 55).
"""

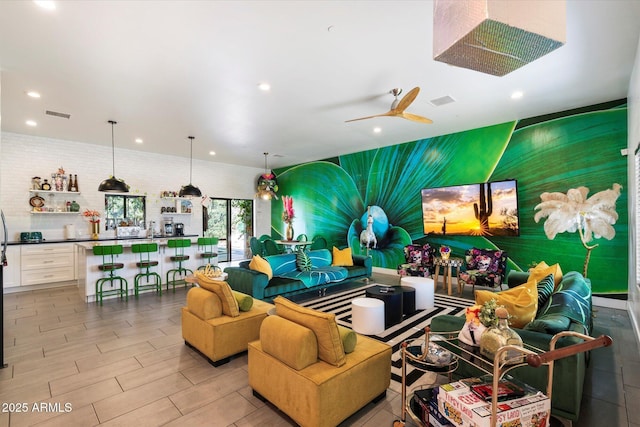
(255, 152, 278, 200)
(98, 120, 129, 193)
(178, 136, 202, 197)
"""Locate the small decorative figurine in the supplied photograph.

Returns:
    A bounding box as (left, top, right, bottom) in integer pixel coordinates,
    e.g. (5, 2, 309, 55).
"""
(31, 176, 41, 190)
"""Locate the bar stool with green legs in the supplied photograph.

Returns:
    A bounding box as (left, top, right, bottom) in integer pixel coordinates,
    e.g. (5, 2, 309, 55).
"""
(93, 244, 128, 305)
(166, 238, 193, 292)
(131, 243, 162, 297)
(197, 237, 219, 270)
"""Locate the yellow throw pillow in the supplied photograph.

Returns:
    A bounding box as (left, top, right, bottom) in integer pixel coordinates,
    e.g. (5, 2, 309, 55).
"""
(475, 280, 538, 329)
(332, 246, 354, 267)
(530, 262, 563, 289)
(249, 255, 273, 279)
(274, 296, 346, 367)
(186, 287, 222, 320)
(260, 315, 318, 371)
(194, 273, 240, 317)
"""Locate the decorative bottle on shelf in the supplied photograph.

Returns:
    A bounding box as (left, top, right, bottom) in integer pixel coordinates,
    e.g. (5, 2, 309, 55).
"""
(70, 201, 80, 212)
(41, 179, 51, 190)
(73, 174, 79, 192)
(67, 174, 74, 192)
(479, 307, 524, 364)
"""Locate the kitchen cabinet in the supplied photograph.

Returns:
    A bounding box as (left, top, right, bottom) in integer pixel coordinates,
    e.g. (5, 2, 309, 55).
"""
(4, 246, 22, 288)
(21, 243, 75, 286)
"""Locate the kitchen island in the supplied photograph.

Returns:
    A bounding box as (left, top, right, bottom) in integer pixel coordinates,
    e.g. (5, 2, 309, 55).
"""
(76, 236, 207, 303)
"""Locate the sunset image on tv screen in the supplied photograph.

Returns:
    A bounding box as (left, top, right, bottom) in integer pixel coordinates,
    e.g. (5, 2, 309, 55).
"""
(421, 180, 519, 236)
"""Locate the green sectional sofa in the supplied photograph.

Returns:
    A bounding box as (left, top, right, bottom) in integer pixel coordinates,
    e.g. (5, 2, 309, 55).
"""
(224, 248, 371, 300)
(430, 270, 593, 424)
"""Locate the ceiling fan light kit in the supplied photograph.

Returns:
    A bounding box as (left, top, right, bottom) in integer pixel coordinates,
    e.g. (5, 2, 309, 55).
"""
(433, 0, 566, 76)
(178, 136, 202, 198)
(98, 120, 129, 193)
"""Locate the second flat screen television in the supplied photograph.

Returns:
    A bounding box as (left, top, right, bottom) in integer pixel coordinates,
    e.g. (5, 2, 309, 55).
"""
(421, 179, 520, 236)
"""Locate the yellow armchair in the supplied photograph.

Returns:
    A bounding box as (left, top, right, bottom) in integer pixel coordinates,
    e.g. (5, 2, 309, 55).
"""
(248, 296, 392, 427)
(181, 283, 273, 366)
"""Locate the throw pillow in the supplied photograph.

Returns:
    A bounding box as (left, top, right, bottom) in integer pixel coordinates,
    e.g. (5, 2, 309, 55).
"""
(332, 246, 354, 267)
(296, 250, 312, 272)
(534, 273, 555, 317)
(475, 280, 538, 329)
(274, 296, 346, 367)
(337, 325, 357, 353)
(187, 287, 222, 320)
(524, 313, 571, 335)
(260, 315, 318, 371)
(529, 262, 563, 289)
(232, 290, 254, 312)
(249, 255, 273, 279)
(195, 272, 240, 317)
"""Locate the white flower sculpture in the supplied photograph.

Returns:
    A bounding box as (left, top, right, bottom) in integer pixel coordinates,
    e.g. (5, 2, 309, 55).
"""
(533, 183, 622, 277)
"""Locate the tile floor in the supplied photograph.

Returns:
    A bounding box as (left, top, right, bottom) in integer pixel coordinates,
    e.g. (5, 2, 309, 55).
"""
(0, 274, 638, 427)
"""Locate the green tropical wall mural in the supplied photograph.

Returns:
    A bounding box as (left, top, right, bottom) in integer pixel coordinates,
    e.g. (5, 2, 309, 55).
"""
(271, 102, 628, 295)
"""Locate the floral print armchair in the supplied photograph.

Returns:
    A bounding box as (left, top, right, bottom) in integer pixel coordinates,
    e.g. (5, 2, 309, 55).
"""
(397, 243, 436, 278)
(458, 248, 508, 293)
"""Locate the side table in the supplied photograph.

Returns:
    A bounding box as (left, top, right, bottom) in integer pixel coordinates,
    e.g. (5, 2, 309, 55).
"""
(365, 285, 418, 328)
(433, 257, 464, 296)
(351, 297, 385, 335)
(400, 276, 434, 310)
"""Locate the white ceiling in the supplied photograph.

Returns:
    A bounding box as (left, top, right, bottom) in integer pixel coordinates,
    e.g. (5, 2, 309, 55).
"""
(1, 1, 639, 169)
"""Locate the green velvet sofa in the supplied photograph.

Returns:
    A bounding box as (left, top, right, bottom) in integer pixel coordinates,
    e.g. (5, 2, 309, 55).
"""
(224, 248, 372, 300)
(430, 270, 593, 424)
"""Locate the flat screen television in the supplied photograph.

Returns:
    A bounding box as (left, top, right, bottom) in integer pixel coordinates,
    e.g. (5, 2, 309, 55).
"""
(421, 179, 520, 236)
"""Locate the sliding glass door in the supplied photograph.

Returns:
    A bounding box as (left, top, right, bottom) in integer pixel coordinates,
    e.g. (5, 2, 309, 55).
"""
(203, 198, 253, 262)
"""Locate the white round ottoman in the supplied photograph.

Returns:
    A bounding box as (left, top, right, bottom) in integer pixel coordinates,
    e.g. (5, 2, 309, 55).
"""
(401, 276, 435, 310)
(351, 297, 385, 335)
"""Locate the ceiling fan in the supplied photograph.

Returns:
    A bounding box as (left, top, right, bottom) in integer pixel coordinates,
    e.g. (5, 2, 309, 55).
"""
(345, 87, 433, 124)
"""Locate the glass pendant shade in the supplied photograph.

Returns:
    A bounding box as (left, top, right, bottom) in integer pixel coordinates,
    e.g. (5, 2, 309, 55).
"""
(255, 152, 278, 200)
(179, 136, 201, 198)
(99, 120, 129, 193)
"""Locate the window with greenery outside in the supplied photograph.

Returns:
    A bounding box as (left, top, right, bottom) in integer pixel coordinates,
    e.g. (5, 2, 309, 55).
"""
(105, 194, 146, 229)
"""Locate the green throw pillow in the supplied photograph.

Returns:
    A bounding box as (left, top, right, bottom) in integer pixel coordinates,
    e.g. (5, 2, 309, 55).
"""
(296, 250, 312, 272)
(337, 325, 357, 353)
(524, 313, 571, 335)
(232, 290, 253, 312)
(536, 273, 555, 316)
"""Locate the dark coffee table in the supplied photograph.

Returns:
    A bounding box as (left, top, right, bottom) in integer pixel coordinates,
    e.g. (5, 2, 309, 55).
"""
(365, 285, 416, 328)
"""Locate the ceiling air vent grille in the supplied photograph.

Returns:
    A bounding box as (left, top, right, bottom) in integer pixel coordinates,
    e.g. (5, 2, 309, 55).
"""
(45, 110, 71, 119)
(429, 95, 456, 107)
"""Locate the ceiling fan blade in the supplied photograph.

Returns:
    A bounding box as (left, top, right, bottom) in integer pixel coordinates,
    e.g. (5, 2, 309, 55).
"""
(394, 87, 420, 113)
(402, 112, 433, 124)
(345, 111, 393, 123)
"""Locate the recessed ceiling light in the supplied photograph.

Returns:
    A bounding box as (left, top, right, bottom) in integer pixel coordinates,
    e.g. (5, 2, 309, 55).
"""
(511, 91, 524, 100)
(135, 138, 143, 144)
(209, 151, 216, 156)
(373, 127, 382, 133)
(258, 83, 271, 91)
(26, 120, 37, 127)
(27, 91, 41, 98)
(33, 1, 56, 10)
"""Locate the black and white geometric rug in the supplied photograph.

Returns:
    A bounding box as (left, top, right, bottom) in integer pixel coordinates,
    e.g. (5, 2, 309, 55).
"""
(300, 283, 472, 392)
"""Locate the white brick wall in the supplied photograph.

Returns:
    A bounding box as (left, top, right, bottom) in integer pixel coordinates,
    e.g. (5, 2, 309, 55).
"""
(0, 132, 271, 241)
